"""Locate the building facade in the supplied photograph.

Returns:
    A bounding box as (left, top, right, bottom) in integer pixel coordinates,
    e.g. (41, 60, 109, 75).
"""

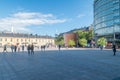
(0, 32, 55, 47)
(64, 33, 78, 47)
(94, 0, 120, 41)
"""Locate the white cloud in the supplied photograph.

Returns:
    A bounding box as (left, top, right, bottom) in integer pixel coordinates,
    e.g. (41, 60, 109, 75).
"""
(0, 12, 66, 33)
(77, 14, 85, 18)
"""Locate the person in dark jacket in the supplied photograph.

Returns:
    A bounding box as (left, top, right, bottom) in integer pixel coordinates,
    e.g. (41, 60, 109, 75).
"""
(100, 45, 103, 50)
(112, 44, 116, 56)
(3, 45, 7, 53)
(41, 45, 46, 52)
(22, 45, 24, 52)
(14, 45, 17, 52)
(11, 45, 14, 53)
(58, 44, 61, 51)
(27, 44, 31, 55)
(31, 44, 34, 54)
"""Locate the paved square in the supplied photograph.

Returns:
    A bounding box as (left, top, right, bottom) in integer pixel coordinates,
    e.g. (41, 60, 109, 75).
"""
(0, 49, 120, 80)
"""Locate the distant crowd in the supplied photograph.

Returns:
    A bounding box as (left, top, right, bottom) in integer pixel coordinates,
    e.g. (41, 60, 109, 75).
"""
(2, 44, 62, 54)
(2, 43, 117, 56)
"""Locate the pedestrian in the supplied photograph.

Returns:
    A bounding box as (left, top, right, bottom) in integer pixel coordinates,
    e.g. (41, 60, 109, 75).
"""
(31, 44, 34, 54)
(11, 45, 14, 53)
(112, 44, 116, 56)
(22, 45, 24, 52)
(14, 45, 17, 52)
(41, 45, 42, 51)
(41, 45, 44, 51)
(3, 45, 7, 53)
(18, 45, 20, 52)
(43, 45, 46, 51)
(58, 44, 61, 51)
(100, 45, 103, 50)
(27, 44, 31, 55)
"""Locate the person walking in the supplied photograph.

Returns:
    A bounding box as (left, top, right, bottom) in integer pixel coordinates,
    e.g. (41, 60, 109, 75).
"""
(14, 45, 17, 53)
(31, 44, 34, 54)
(22, 45, 24, 52)
(40, 45, 42, 51)
(41, 45, 45, 52)
(43, 45, 45, 51)
(112, 44, 116, 56)
(3, 45, 7, 53)
(27, 44, 31, 55)
(58, 44, 61, 51)
(11, 45, 14, 53)
(18, 45, 20, 52)
(100, 45, 103, 50)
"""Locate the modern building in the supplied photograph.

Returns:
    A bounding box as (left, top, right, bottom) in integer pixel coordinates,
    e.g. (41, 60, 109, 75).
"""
(94, 0, 120, 42)
(0, 32, 55, 47)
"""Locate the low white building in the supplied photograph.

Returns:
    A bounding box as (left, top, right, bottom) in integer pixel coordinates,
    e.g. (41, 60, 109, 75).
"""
(0, 32, 55, 47)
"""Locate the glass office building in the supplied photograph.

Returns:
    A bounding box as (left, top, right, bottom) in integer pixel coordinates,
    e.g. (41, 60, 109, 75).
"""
(94, 0, 120, 41)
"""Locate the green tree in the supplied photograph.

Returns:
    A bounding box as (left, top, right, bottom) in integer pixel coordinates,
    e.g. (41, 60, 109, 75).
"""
(74, 30, 93, 40)
(97, 37, 107, 46)
(68, 40, 76, 47)
(86, 30, 93, 40)
(74, 30, 86, 39)
(79, 38, 87, 47)
(59, 39, 64, 45)
(55, 36, 64, 45)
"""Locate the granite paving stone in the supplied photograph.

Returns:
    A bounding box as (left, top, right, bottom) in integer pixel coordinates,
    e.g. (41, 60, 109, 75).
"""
(0, 50, 120, 80)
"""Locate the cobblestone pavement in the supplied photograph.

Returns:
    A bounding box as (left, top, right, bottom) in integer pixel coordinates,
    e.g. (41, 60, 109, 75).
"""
(0, 50, 120, 80)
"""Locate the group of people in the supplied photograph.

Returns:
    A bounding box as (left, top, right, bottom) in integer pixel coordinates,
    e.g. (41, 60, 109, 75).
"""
(2, 44, 34, 54)
(41, 45, 46, 51)
(2, 43, 118, 56)
(10, 45, 18, 52)
(27, 44, 34, 55)
(3, 44, 25, 53)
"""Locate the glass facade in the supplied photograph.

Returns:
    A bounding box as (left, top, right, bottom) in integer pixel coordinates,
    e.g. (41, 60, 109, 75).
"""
(94, 0, 120, 36)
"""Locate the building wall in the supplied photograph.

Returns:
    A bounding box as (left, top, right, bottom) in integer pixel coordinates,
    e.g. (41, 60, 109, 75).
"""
(64, 33, 78, 47)
(0, 37, 55, 47)
(94, 0, 120, 36)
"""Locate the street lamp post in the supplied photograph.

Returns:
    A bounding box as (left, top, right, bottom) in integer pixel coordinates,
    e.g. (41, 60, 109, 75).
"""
(113, 24, 117, 45)
(113, 26, 115, 45)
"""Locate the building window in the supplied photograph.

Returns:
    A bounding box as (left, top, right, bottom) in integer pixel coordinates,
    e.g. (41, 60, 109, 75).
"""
(0, 43, 2, 46)
(17, 39, 19, 42)
(11, 38, 12, 42)
(0, 38, 2, 41)
(21, 39, 23, 42)
(5, 38, 7, 41)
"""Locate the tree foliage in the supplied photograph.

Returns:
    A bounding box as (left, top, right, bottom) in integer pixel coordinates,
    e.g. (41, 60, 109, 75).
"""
(59, 39, 64, 45)
(55, 29, 94, 48)
(86, 30, 93, 40)
(97, 37, 107, 46)
(55, 36, 64, 45)
(74, 30, 93, 40)
(74, 30, 93, 47)
(79, 38, 87, 47)
(68, 40, 76, 47)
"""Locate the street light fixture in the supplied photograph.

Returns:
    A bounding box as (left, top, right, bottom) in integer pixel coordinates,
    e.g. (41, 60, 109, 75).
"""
(113, 24, 118, 45)
(113, 25, 115, 45)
